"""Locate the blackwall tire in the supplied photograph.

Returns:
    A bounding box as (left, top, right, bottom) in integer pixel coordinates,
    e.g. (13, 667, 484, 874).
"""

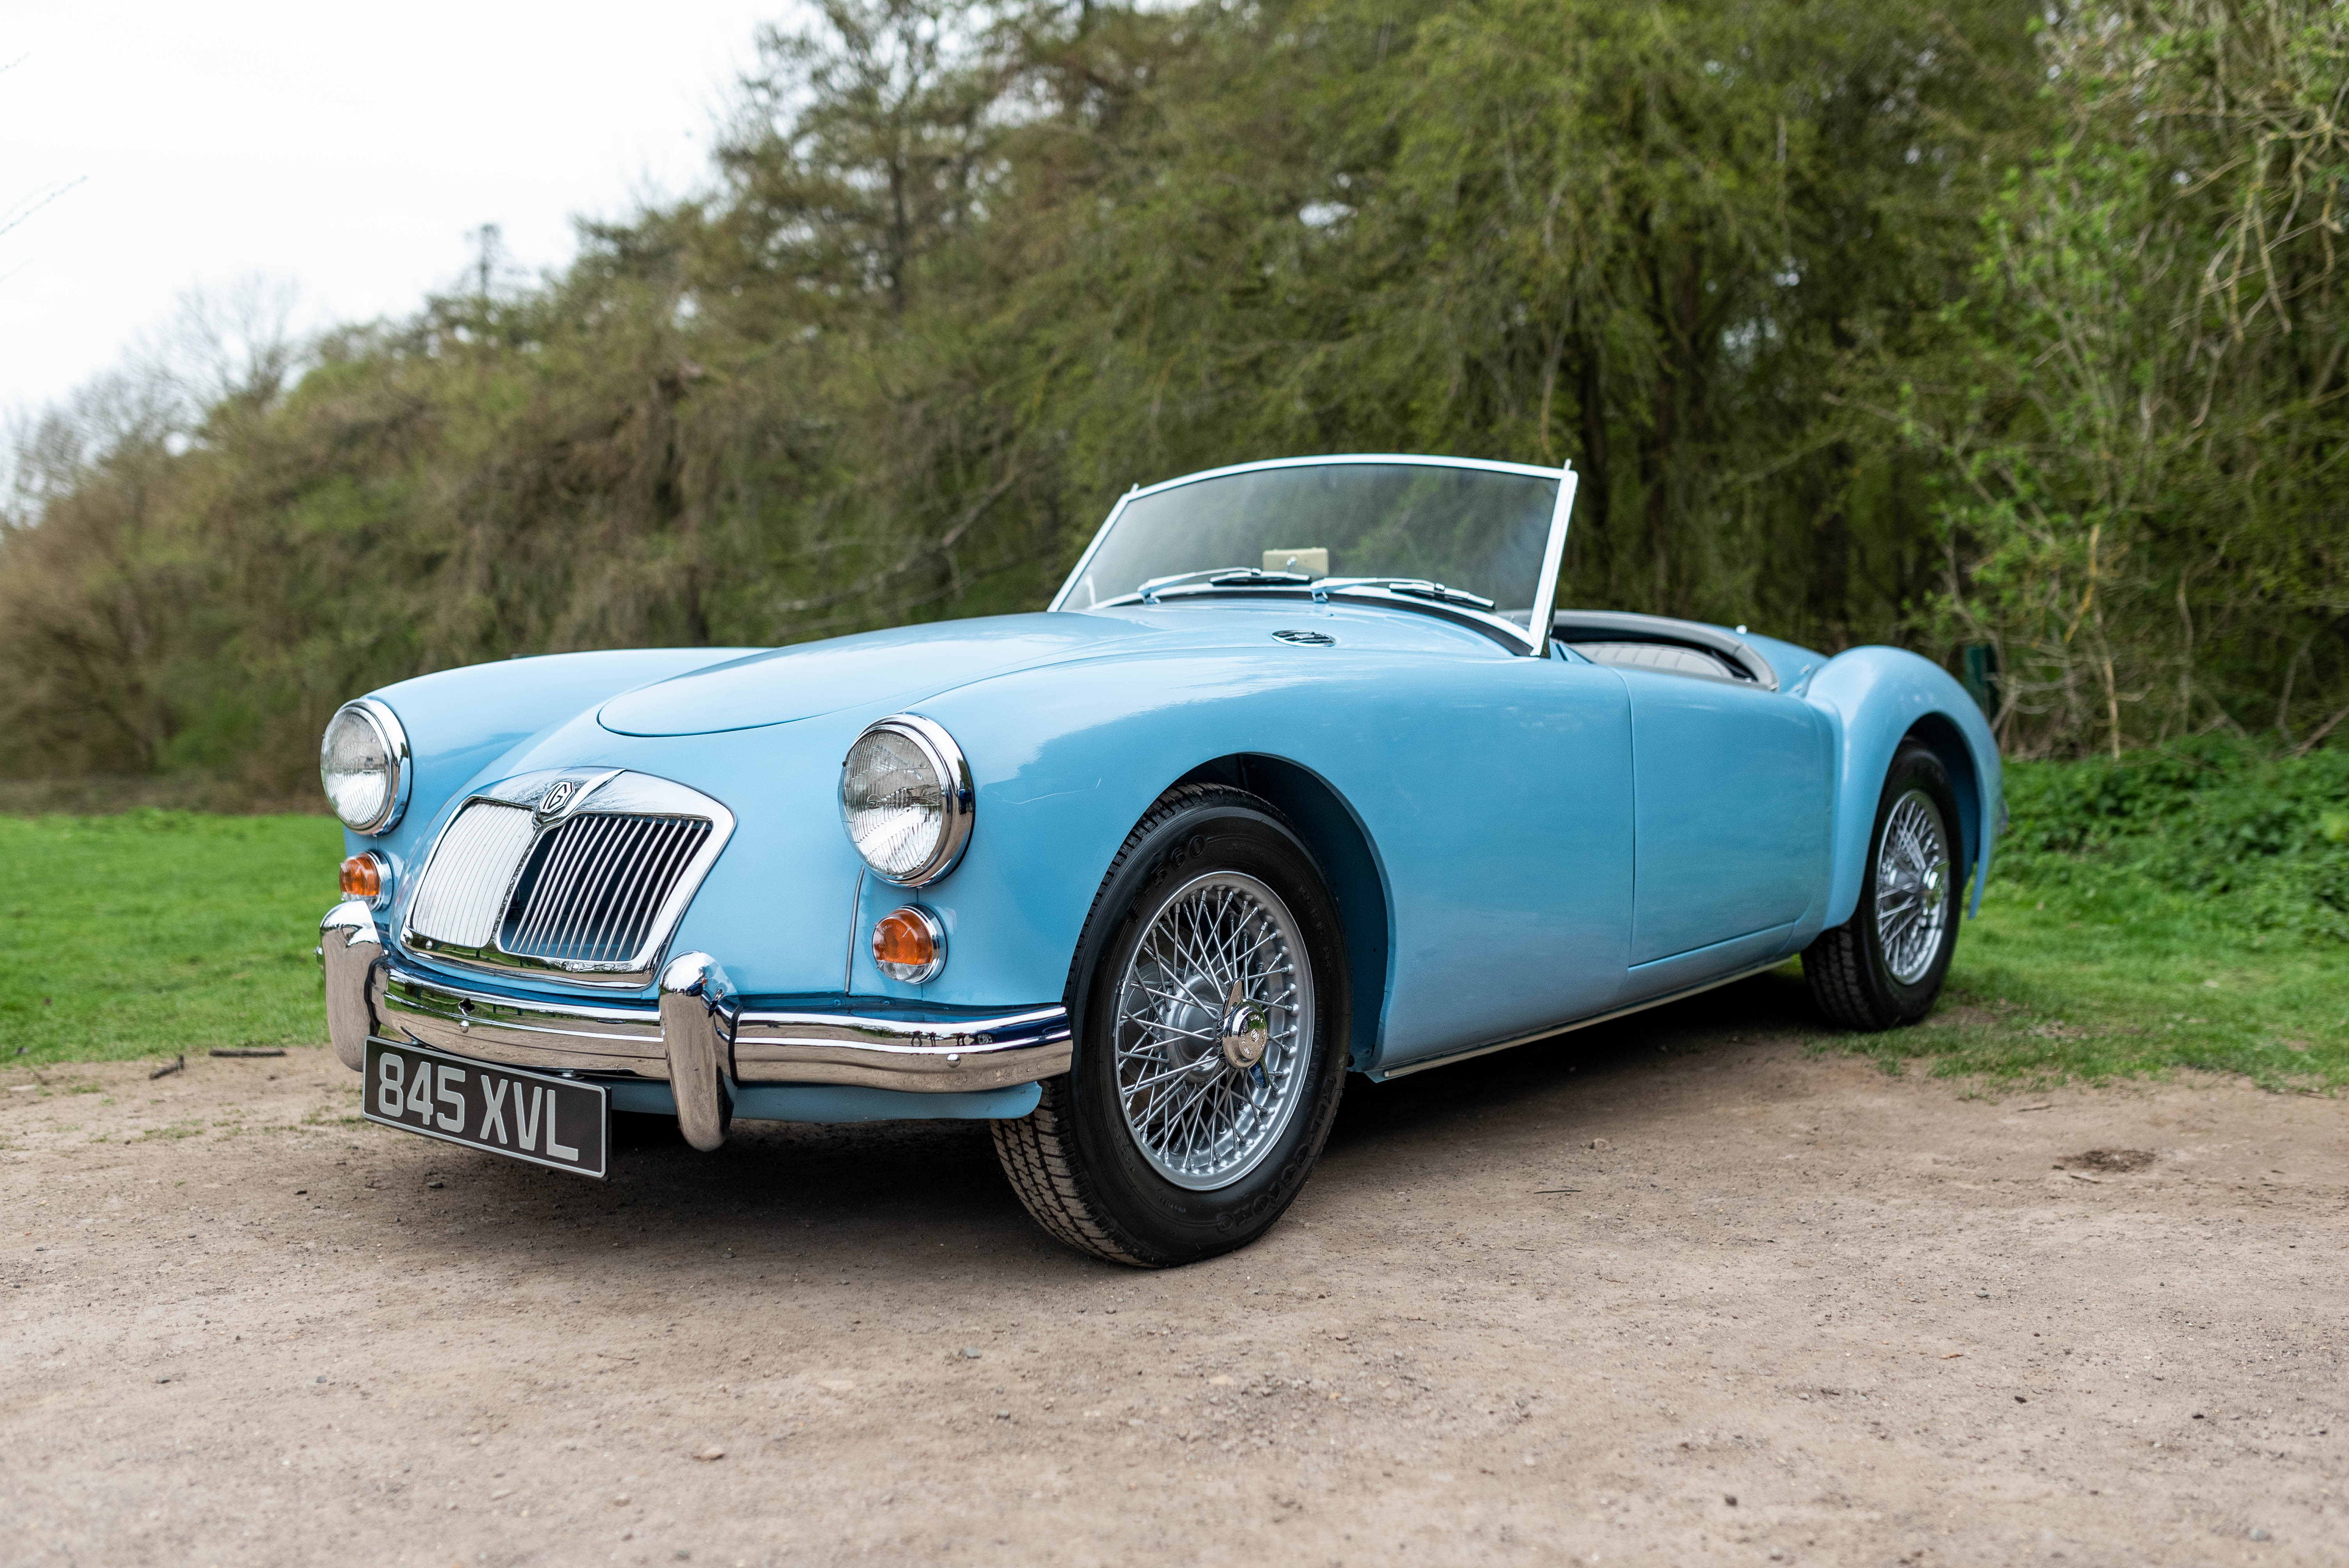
(1802, 742, 1964, 1031)
(991, 785, 1350, 1267)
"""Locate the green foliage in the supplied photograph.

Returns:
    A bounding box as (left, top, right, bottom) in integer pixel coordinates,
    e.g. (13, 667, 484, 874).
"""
(2000, 742, 2349, 942)
(1897, 0, 2349, 755)
(0, 813, 343, 1063)
(0, 0, 2041, 793)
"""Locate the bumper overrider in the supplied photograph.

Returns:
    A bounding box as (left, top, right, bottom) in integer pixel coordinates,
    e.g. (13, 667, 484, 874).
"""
(317, 900, 1070, 1152)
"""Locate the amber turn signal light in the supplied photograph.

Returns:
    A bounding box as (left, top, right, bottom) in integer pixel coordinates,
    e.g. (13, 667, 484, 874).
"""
(339, 852, 385, 902)
(872, 905, 946, 984)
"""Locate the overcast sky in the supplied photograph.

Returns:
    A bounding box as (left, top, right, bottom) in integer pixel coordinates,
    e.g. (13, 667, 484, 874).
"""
(2, 2, 779, 419)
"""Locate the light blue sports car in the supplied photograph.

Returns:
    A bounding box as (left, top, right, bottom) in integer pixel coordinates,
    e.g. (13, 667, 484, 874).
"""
(317, 454, 2001, 1266)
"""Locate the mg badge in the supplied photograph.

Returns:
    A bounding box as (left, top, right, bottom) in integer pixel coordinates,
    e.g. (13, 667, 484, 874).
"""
(535, 779, 581, 823)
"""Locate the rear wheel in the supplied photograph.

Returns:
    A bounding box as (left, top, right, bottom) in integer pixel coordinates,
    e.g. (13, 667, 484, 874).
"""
(1803, 743, 1963, 1030)
(992, 785, 1349, 1267)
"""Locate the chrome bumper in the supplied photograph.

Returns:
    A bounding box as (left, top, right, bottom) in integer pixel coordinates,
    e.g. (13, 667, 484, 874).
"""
(318, 900, 1071, 1151)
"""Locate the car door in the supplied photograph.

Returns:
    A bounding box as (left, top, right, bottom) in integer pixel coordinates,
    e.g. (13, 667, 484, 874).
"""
(1616, 667, 1832, 978)
(1351, 650, 1637, 1069)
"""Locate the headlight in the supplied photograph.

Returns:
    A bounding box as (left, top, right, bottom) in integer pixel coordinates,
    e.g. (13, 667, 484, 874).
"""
(839, 715, 974, 886)
(319, 698, 410, 834)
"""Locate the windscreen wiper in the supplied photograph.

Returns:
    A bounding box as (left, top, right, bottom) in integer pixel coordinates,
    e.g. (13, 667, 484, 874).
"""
(1100, 567, 1315, 608)
(1315, 577, 1497, 610)
(1097, 570, 1501, 618)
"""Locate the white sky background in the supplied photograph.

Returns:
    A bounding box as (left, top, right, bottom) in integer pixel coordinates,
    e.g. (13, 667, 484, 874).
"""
(1, 2, 782, 420)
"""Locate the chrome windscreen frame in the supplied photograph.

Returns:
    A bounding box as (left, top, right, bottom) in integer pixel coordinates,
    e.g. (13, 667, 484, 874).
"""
(398, 769, 735, 991)
(1046, 453, 1579, 657)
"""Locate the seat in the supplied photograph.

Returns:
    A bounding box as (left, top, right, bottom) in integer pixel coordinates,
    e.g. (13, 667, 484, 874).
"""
(1551, 609, 1777, 689)
(1567, 639, 1743, 684)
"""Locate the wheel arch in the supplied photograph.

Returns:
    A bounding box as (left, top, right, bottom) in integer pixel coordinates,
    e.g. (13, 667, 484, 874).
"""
(1900, 711, 1981, 886)
(1806, 646, 2005, 932)
(1170, 754, 1393, 1072)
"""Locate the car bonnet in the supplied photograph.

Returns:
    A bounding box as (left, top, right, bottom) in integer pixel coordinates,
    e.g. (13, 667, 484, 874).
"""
(595, 613, 1155, 737)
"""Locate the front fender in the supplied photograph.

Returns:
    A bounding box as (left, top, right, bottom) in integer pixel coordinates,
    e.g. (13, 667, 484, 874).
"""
(1804, 647, 2003, 929)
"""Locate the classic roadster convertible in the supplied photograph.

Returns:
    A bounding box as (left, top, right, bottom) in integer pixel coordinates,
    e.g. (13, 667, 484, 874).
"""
(317, 454, 2001, 1266)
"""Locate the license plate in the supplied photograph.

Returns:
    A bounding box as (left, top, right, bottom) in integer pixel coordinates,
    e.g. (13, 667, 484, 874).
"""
(362, 1038, 609, 1179)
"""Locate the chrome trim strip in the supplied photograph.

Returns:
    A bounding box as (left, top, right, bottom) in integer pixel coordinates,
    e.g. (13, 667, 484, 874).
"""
(1095, 451, 1568, 509)
(1046, 453, 1578, 658)
(1372, 955, 1793, 1080)
(355, 952, 1073, 1096)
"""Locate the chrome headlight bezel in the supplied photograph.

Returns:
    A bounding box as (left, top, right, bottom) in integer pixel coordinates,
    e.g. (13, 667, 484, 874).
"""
(839, 714, 975, 887)
(319, 697, 412, 836)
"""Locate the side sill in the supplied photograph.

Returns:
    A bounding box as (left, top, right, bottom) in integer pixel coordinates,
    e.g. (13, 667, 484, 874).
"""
(1366, 954, 1797, 1082)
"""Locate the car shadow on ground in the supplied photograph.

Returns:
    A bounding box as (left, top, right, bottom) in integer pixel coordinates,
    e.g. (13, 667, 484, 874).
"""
(372, 964, 1826, 1285)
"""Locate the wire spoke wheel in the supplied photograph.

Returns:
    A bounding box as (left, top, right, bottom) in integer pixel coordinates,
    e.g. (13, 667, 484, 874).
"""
(1873, 788, 1952, 985)
(1804, 746, 1963, 1032)
(1111, 871, 1313, 1191)
(993, 784, 1349, 1266)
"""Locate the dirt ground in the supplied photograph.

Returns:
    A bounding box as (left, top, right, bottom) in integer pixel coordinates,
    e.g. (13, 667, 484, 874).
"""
(4, 975, 2344, 1568)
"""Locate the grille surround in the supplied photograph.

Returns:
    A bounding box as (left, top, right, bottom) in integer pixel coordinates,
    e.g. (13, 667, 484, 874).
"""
(401, 770, 734, 989)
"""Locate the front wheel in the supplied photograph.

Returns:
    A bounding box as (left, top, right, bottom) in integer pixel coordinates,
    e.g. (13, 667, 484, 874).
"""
(992, 785, 1350, 1267)
(1802, 742, 1964, 1030)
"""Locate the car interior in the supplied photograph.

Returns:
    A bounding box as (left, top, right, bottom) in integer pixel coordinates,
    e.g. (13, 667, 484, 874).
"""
(1551, 610, 1779, 689)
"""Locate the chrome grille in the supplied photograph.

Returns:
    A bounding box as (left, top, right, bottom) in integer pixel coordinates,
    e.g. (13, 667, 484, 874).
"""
(399, 770, 733, 987)
(405, 801, 535, 947)
(499, 813, 713, 965)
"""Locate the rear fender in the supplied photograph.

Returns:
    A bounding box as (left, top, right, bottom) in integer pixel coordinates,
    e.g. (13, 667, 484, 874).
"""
(1804, 647, 2003, 929)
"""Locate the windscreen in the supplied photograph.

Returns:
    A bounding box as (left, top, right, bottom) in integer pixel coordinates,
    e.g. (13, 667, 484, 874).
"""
(1062, 461, 1561, 620)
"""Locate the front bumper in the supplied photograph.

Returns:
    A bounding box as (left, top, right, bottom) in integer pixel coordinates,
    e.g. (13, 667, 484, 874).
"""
(319, 901, 1071, 1150)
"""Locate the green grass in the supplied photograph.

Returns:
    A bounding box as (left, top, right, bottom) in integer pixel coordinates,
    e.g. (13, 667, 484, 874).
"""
(0, 811, 343, 1066)
(1821, 869, 2349, 1090)
(1818, 741, 2349, 1090)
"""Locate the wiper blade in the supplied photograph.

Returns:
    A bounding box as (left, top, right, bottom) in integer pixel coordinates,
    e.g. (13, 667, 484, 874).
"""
(1099, 567, 1315, 607)
(1093, 570, 1499, 615)
(1319, 577, 1498, 610)
(1203, 568, 1313, 588)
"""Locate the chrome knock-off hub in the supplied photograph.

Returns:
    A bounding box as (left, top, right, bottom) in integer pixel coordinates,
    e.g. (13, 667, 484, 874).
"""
(1219, 984, 1270, 1069)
